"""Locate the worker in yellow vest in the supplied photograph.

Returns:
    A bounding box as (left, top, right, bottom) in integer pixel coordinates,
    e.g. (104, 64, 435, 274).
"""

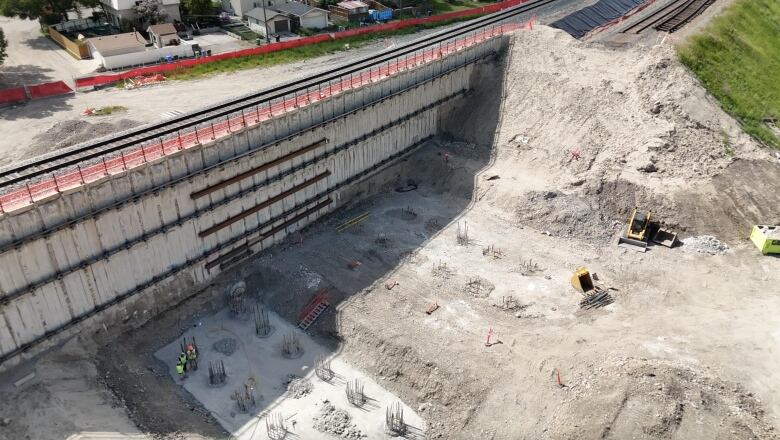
(175, 360, 185, 380)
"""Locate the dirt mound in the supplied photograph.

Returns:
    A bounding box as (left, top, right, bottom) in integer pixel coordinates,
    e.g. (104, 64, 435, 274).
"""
(553, 358, 778, 439)
(516, 190, 613, 240)
(312, 403, 365, 438)
(26, 118, 139, 160)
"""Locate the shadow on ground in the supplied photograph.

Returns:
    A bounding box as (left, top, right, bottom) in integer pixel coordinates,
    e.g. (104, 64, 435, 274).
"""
(0, 64, 59, 87)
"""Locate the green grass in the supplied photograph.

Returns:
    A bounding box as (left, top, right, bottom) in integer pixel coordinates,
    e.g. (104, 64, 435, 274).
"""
(167, 17, 480, 80)
(90, 105, 127, 115)
(677, 0, 780, 148)
(430, 0, 493, 13)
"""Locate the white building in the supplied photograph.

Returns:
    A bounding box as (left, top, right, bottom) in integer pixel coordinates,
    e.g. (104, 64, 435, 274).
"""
(87, 31, 195, 69)
(245, 7, 290, 35)
(244, 1, 327, 35)
(100, 0, 182, 29)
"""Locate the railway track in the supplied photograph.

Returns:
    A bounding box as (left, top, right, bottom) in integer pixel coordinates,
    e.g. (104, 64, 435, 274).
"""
(0, 0, 561, 191)
(621, 0, 715, 34)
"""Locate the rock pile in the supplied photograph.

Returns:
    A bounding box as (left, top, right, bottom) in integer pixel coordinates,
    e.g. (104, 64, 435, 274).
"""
(312, 403, 365, 438)
(681, 235, 729, 255)
(285, 376, 312, 399)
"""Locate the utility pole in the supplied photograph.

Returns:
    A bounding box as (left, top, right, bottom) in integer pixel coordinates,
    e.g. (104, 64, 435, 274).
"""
(262, 0, 271, 43)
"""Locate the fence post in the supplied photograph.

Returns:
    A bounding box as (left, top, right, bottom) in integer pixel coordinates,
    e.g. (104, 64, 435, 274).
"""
(194, 126, 200, 145)
(121, 151, 128, 170)
(26, 183, 34, 203)
(177, 131, 183, 150)
(53, 173, 60, 192)
(102, 158, 109, 176)
(77, 165, 85, 184)
(211, 122, 216, 140)
(255, 105, 260, 123)
(141, 144, 148, 162)
(241, 110, 247, 127)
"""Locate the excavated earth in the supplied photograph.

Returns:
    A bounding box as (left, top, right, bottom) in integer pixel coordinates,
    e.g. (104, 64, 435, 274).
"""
(2, 25, 780, 440)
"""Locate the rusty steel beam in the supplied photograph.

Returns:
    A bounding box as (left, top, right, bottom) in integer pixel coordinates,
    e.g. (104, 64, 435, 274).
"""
(191, 138, 328, 200)
(205, 198, 332, 270)
(198, 171, 330, 238)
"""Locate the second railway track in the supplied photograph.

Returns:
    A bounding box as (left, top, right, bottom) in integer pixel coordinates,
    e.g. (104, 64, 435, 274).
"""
(0, 0, 562, 190)
(621, 0, 715, 34)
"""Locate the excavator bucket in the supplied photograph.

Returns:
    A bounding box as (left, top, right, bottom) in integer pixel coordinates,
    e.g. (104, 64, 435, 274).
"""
(571, 268, 594, 294)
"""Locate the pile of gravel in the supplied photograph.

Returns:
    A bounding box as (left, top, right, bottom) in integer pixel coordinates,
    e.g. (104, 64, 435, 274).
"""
(681, 235, 729, 255)
(312, 403, 365, 439)
(212, 338, 238, 356)
(285, 376, 312, 399)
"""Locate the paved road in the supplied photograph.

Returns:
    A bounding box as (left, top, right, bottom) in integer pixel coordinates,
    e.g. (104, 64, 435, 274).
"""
(0, 17, 98, 88)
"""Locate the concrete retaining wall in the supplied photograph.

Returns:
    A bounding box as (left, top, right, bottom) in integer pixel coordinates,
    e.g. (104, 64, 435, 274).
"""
(0, 35, 506, 368)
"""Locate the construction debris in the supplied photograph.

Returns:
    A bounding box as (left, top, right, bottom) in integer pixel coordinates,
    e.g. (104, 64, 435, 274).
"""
(425, 302, 440, 315)
(682, 235, 729, 255)
(285, 375, 313, 399)
(385, 280, 399, 290)
(337, 212, 369, 232)
(579, 290, 614, 309)
(313, 403, 365, 439)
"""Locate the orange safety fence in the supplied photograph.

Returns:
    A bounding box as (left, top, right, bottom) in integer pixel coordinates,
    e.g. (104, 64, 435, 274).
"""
(27, 81, 73, 100)
(0, 22, 525, 215)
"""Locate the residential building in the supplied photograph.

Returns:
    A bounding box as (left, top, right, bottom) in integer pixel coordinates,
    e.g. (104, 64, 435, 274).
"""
(245, 1, 328, 35)
(100, 0, 182, 29)
(87, 30, 195, 69)
(223, 0, 272, 18)
(272, 1, 328, 30)
(245, 7, 291, 35)
(329, 1, 368, 22)
(147, 23, 180, 48)
(87, 31, 148, 59)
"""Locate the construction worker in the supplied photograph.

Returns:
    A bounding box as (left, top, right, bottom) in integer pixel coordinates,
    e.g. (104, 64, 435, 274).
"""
(186, 343, 198, 371)
(175, 359, 185, 380)
(179, 351, 188, 373)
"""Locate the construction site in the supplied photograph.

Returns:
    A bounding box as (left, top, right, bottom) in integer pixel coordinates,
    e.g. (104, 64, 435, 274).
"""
(1, 0, 780, 439)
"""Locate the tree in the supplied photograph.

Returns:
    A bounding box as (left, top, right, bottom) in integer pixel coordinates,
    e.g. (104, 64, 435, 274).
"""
(181, 0, 213, 16)
(0, 0, 100, 23)
(134, 0, 168, 24)
(0, 28, 6, 66)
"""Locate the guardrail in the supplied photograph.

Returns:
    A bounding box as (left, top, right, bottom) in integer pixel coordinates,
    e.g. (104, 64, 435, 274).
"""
(0, 22, 521, 215)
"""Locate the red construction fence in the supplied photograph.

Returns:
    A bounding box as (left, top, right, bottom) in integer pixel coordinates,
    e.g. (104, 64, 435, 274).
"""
(0, 81, 73, 106)
(74, 0, 530, 88)
(0, 22, 526, 214)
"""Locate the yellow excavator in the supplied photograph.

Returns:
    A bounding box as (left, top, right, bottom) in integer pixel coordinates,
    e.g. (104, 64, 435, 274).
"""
(618, 208, 651, 252)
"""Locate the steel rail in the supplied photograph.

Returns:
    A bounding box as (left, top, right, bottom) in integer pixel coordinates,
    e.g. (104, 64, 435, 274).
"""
(0, 0, 559, 188)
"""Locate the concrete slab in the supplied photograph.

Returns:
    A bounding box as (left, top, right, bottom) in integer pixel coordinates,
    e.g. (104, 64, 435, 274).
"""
(155, 307, 426, 439)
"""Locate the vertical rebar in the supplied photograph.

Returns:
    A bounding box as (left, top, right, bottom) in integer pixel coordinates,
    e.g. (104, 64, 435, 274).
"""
(315, 354, 333, 381)
(346, 378, 365, 407)
(386, 401, 406, 435)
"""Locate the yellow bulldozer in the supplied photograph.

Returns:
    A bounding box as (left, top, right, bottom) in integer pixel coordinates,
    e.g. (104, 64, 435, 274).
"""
(617, 208, 677, 252)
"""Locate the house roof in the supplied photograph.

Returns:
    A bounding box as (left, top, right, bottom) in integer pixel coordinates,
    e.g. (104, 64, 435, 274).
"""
(147, 23, 178, 36)
(87, 32, 147, 54)
(272, 1, 324, 17)
(245, 7, 286, 21)
(337, 0, 367, 9)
